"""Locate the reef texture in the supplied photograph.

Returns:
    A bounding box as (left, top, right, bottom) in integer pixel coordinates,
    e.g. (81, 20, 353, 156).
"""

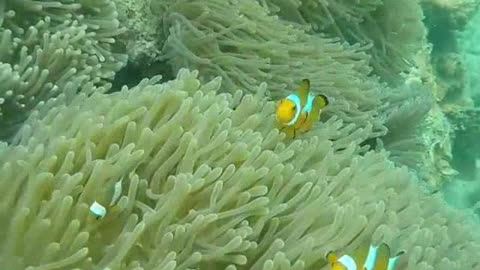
(1, 0, 480, 269)
(154, 0, 444, 188)
(0, 0, 128, 140)
(155, 0, 388, 137)
(110, 0, 467, 190)
(459, 4, 480, 104)
(423, 0, 480, 191)
(260, 0, 429, 85)
(1, 70, 479, 270)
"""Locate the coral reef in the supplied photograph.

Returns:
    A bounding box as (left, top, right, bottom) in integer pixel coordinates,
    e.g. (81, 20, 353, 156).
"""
(436, 1, 480, 223)
(459, 4, 480, 104)
(261, 0, 429, 85)
(422, 0, 480, 105)
(421, 105, 458, 190)
(1, 0, 480, 269)
(1, 70, 480, 269)
(372, 76, 435, 185)
(111, 0, 178, 85)
(0, 0, 128, 141)
(114, 0, 160, 65)
(154, 0, 445, 186)
(441, 107, 480, 215)
(399, 0, 480, 191)
(444, 107, 480, 178)
(155, 0, 389, 139)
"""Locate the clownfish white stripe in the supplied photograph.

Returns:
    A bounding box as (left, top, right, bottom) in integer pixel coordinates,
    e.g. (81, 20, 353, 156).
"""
(302, 94, 315, 114)
(328, 244, 404, 270)
(285, 93, 302, 126)
(387, 255, 401, 270)
(110, 178, 123, 206)
(338, 255, 357, 270)
(364, 245, 379, 270)
(90, 201, 106, 219)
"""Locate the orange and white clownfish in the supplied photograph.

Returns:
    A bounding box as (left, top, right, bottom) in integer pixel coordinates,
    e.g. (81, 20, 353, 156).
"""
(326, 242, 405, 270)
(275, 79, 328, 138)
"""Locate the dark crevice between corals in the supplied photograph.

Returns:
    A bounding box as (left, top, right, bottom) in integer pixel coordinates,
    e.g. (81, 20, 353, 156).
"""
(110, 60, 176, 93)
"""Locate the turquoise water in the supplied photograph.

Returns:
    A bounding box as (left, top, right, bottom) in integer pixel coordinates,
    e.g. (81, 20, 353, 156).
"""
(440, 4, 480, 216)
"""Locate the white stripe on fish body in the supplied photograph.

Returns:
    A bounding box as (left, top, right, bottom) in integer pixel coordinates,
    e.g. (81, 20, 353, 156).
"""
(109, 178, 123, 206)
(364, 245, 379, 270)
(302, 94, 315, 114)
(387, 254, 401, 270)
(285, 93, 302, 126)
(338, 254, 357, 270)
(90, 201, 106, 219)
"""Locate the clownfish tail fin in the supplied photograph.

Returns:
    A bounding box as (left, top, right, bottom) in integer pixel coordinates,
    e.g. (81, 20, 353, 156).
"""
(307, 94, 329, 124)
(386, 249, 405, 270)
(316, 94, 329, 108)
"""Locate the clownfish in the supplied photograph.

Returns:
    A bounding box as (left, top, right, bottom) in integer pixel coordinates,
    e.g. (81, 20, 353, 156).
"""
(89, 177, 124, 220)
(326, 242, 405, 270)
(276, 79, 328, 138)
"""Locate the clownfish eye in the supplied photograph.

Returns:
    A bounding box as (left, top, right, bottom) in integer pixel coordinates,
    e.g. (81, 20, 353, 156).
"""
(292, 105, 296, 111)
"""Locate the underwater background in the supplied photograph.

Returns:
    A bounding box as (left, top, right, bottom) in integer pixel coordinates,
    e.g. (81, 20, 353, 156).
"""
(1, 0, 480, 269)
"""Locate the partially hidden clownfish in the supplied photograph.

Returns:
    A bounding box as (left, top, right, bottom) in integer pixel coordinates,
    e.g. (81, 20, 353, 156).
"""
(89, 177, 124, 220)
(326, 242, 405, 270)
(276, 79, 328, 138)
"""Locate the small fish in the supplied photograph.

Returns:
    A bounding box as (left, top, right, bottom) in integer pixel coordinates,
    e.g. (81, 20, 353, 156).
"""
(276, 79, 328, 138)
(109, 177, 123, 206)
(89, 201, 107, 220)
(326, 242, 405, 270)
(89, 177, 124, 220)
